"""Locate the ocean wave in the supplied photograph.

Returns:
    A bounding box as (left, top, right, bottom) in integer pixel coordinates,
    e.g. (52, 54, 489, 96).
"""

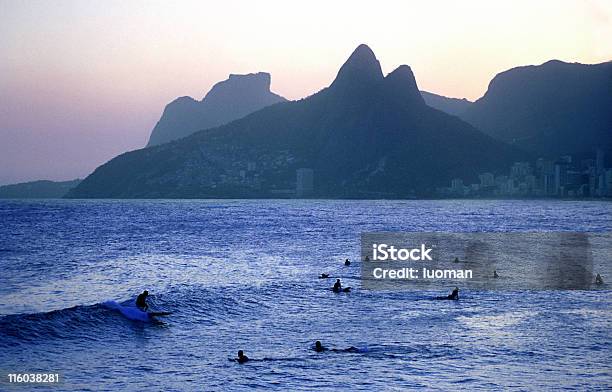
(0, 284, 282, 348)
(0, 298, 168, 348)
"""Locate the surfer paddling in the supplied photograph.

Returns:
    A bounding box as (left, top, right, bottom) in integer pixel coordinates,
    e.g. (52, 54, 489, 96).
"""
(435, 287, 459, 300)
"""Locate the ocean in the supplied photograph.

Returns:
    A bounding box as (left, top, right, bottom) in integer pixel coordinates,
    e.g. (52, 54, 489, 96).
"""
(1, 199, 611, 391)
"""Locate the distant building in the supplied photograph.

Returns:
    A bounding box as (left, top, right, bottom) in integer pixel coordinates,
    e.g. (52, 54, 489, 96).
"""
(536, 158, 555, 195)
(596, 148, 605, 175)
(479, 172, 495, 187)
(524, 174, 536, 191)
(554, 161, 569, 196)
(494, 175, 508, 189)
(296, 168, 314, 197)
(505, 178, 516, 195)
(450, 178, 465, 195)
(602, 168, 612, 197)
(510, 162, 531, 179)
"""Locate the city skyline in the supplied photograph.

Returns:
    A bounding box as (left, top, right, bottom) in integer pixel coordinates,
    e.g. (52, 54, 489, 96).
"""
(442, 148, 611, 199)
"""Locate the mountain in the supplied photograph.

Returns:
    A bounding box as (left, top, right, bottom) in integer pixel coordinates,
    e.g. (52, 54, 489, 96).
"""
(68, 45, 524, 199)
(420, 91, 472, 116)
(146, 72, 286, 146)
(461, 60, 612, 158)
(0, 179, 81, 198)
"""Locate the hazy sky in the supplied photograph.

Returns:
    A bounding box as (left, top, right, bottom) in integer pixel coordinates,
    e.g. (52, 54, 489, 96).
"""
(1, 0, 611, 185)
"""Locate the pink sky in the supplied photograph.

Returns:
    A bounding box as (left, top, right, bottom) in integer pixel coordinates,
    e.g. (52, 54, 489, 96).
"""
(1, 0, 611, 185)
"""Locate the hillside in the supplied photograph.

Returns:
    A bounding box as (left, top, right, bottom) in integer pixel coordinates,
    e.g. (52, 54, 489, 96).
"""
(68, 45, 524, 199)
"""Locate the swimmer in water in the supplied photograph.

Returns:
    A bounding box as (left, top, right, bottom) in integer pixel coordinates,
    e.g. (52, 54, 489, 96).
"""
(493, 270, 499, 278)
(136, 290, 149, 311)
(364, 255, 370, 261)
(595, 273, 604, 285)
(236, 350, 249, 364)
(319, 273, 330, 279)
(344, 258, 351, 266)
(314, 341, 327, 352)
(453, 257, 460, 263)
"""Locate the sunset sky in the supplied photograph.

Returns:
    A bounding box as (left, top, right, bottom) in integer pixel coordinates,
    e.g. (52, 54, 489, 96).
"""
(1, 0, 611, 185)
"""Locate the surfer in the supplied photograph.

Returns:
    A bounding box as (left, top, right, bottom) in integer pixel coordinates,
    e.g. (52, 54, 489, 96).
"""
(436, 287, 459, 300)
(454, 257, 460, 263)
(595, 273, 604, 285)
(315, 341, 359, 353)
(236, 350, 249, 364)
(136, 290, 149, 311)
(344, 258, 351, 266)
(319, 273, 330, 279)
(365, 255, 370, 261)
(333, 279, 342, 292)
(314, 341, 327, 352)
(333, 279, 351, 293)
(493, 270, 499, 278)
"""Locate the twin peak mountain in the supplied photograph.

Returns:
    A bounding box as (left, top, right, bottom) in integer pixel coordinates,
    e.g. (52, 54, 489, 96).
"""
(69, 45, 524, 198)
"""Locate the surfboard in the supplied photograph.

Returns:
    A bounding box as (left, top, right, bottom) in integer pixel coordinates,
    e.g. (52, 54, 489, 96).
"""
(332, 287, 352, 292)
(148, 311, 172, 317)
(103, 301, 171, 321)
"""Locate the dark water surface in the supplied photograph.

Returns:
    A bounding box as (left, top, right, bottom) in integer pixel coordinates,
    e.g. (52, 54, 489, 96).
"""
(1, 199, 610, 391)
